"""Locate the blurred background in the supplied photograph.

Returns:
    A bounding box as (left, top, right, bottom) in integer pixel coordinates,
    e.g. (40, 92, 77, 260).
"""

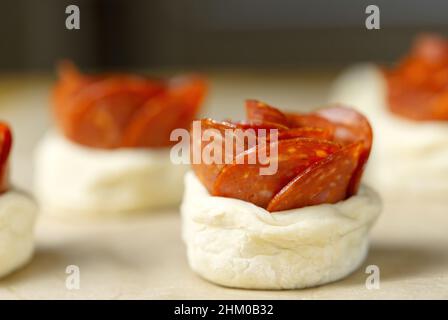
(0, 0, 447, 72)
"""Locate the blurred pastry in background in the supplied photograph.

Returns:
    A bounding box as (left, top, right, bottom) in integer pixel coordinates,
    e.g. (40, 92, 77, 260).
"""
(0, 122, 37, 278)
(329, 34, 448, 198)
(34, 62, 206, 218)
(181, 100, 381, 289)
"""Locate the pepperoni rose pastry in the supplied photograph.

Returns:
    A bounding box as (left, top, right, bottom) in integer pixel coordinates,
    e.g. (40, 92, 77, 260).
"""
(0, 122, 37, 278)
(181, 100, 381, 289)
(34, 62, 207, 217)
(330, 34, 448, 197)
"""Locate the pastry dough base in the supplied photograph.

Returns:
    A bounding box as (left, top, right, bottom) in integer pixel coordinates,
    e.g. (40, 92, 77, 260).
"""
(34, 131, 189, 219)
(329, 64, 448, 198)
(0, 189, 37, 278)
(181, 172, 381, 290)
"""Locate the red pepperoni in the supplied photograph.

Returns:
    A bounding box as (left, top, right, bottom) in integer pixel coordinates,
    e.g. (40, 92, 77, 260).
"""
(191, 118, 303, 193)
(237, 120, 289, 131)
(190, 119, 236, 193)
(52, 61, 95, 128)
(286, 113, 335, 133)
(122, 76, 207, 147)
(246, 100, 289, 127)
(0, 122, 12, 194)
(385, 34, 448, 121)
(190, 118, 272, 192)
(412, 34, 448, 64)
(315, 106, 372, 196)
(267, 143, 362, 212)
(52, 61, 206, 149)
(278, 127, 333, 141)
(213, 138, 341, 209)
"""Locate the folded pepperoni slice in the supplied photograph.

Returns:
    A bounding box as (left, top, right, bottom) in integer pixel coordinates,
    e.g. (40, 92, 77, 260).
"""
(287, 112, 335, 131)
(0, 122, 12, 194)
(213, 138, 341, 209)
(287, 106, 371, 195)
(278, 127, 333, 141)
(387, 85, 448, 121)
(246, 100, 289, 127)
(190, 119, 236, 193)
(237, 120, 289, 131)
(52, 62, 206, 149)
(121, 93, 174, 147)
(63, 77, 162, 148)
(122, 76, 207, 147)
(190, 118, 270, 193)
(315, 106, 372, 196)
(384, 34, 448, 121)
(52, 61, 95, 127)
(267, 143, 362, 212)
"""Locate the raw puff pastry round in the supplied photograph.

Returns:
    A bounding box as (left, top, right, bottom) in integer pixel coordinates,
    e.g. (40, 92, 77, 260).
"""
(181, 172, 381, 290)
(329, 64, 448, 197)
(34, 131, 189, 217)
(0, 190, 37, 278)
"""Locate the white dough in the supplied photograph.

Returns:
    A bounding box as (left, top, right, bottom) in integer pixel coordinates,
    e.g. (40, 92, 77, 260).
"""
(181, 172, 381, 289)
(0, 189, 37, 278)
(34, 131, 188, 218)
(329, 64, 448, 198)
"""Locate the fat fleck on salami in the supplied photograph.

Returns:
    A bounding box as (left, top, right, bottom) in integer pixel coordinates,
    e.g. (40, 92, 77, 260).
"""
(191, 100, 373, 212)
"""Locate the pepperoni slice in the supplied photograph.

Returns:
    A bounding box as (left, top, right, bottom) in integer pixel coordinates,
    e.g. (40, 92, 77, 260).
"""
(246, 100, 289, 127)
(63, 77, 161, 148)
(287, 106, 372, 195)
(52, 61, 95, 128)
(121, 93, 174, 147)
(122, 76, 207, 147)
(385, 34, 448, 121)
(237, 120, 289, 131)
(169, 75, 207, 118)
(412, 34, 448, 65)
(191, 118, 302, 193)
(315, 106, 372, 196)
(190, 118, 269, 192)
(387, 86, 448, 120)
(267, 143, 362, 212)
(213, 138, 341, 209)
(286, 112, 334, 131)
(278, 127, 333, 141)
(0, 123, 12, 194)
(190, 119, 236, 193)
(52, 62, 205, 149)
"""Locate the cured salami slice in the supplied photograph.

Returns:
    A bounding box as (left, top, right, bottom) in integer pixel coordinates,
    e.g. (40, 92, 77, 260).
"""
(385, 34, 448, 121)
(267, 143, 362, 212)
(122, 76, 206, 147)
(52, 62, 206, 149)
(246, 100, 289, 127)
(315, 106, 373, 195)
(190, 119, 236, 192)
(65, 77, 160, 148)
(213, 138, 340, 209)
(191, 118, 278, 192)
(277, 127, 333, 141)
(0, 122, 12, 194)
(286, 113, 335, 133)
